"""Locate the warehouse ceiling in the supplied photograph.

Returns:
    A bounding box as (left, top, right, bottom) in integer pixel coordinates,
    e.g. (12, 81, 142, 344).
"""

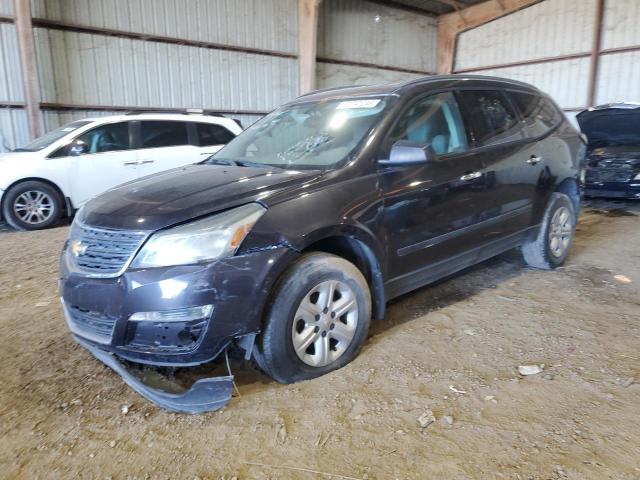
(370, 0, 487, 16)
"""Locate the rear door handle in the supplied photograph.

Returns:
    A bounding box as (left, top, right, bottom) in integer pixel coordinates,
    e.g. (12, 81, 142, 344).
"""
(527, 155, 543, 165)
(123, 161, 140, 166)
(460, 171, 482, 181)
(139, 160, 155, 165)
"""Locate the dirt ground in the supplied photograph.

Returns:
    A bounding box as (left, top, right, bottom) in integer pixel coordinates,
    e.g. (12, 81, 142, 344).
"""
(0, 199, 639, 480)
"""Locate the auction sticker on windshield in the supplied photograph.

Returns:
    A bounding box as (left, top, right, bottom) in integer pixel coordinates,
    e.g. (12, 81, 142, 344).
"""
(337, 99, 382, 110)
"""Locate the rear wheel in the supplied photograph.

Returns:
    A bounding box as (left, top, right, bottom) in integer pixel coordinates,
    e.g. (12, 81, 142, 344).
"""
(2, 181, 63, 231)
(255, 252, 371, 384)
(521, 192, 576, 269)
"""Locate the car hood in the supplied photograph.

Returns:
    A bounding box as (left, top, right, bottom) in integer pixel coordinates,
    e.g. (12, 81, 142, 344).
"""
(0, 151, 40, 163)
(577, 105, 640, 148)
(79, 164, 322, 231)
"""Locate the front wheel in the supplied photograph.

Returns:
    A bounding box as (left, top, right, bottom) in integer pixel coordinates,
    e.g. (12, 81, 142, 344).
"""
(255, 252, 371, 384)
(521, 192, 576, 269)
(2, 181, 63, 231)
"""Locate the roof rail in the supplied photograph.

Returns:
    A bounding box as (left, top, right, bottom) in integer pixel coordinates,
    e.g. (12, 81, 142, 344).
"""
(297, 85, 367, 98)
(123, 109, 225, 117)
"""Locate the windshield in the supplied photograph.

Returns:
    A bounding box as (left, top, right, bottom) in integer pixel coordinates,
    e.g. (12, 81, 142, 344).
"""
(208, 97, 390, 170)
(15, 121, 92, 152)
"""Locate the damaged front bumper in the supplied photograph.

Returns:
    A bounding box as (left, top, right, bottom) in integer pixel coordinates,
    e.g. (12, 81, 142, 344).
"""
(60, 245, 299, 412)
(77, 337, 234, 414)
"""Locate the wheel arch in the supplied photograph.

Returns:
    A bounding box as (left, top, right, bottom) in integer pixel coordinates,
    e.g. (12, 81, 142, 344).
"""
(554, 176, 580, 217)
(1, 177, 70, 218)
(300, 232, 386, 320)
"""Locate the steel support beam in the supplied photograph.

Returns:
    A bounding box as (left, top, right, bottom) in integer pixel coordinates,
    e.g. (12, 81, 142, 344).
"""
(298, 0, 322, 94)
(13, 0, 42, 139)
(437, 0, 541, 74)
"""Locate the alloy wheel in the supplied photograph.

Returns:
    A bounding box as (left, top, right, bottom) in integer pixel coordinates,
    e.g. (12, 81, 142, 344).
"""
(291, 280, 359, 367)
(13, 190, 54, 225)
(548, 206, 573, 258)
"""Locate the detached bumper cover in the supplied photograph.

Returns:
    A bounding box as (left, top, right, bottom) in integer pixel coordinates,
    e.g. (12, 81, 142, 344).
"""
(77, 338, 234, 414)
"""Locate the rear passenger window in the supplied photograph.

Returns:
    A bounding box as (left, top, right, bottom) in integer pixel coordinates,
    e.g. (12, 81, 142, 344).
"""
(140, 121, 188, 148)
(195, 123, 235, 146)
(509, 91, 562, 138)
(457, 90, 522, 147)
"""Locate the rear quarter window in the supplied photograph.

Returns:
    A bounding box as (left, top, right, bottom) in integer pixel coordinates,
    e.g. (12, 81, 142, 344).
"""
(194, 122, 236, 146)
(509, 91, 563, 138)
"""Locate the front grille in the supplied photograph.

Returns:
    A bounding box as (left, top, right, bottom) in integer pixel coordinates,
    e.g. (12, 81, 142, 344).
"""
(67, 222, 148, 276)
(586, 168, 634, 183)
(66, 304, 117, 343)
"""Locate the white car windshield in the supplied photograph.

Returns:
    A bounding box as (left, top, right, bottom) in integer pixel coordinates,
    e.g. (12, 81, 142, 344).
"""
(14, 120, 92, 152)
(208, 97, 390, 170)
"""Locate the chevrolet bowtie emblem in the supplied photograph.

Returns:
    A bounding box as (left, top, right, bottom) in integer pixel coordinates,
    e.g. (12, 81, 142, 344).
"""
(70, 240, 88, 257)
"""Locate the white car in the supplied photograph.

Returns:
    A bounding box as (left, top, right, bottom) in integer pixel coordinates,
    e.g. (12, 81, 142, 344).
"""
(0, 113, 242, 230)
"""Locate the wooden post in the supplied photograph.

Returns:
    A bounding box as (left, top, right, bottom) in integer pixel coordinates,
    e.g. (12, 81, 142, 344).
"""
(437, 23, 457, 74)
(586, 0, 605, 107)
(298, 0, 321, 94)
(14, 0, 42, 139)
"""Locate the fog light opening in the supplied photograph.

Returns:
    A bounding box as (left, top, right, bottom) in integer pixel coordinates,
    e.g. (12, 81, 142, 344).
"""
(129, 305, 213, 322)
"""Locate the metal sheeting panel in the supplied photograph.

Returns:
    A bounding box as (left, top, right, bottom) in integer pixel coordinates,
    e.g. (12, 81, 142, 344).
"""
(317, 61, 423, 89)
(33, 28, 298, 111)
(318, 0, 437, 72)
(0, 0, 12, 16)
(455, 0, 596, 71)
(0, 23, 23, 102)
(601, 0, 640, 50)
(31, 0, 298, 54)
(461, 58, 591, 109)
(0, 108, 28, 152)
(596, 51, 640, 104)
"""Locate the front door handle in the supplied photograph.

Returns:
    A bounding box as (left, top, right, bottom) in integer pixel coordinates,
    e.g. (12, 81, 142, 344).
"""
(139, 160, 155, 165)
(123, 161, 139, 166)
(460, 171, 482, 181)
(527, 155, 543, 165)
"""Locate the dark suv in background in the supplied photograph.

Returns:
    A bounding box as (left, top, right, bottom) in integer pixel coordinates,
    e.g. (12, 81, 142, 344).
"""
(60, 75, 584, 412)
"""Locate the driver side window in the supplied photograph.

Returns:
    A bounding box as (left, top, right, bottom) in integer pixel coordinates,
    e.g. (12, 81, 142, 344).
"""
(74, 122, 131, 155)
(387, 92, 469, 156)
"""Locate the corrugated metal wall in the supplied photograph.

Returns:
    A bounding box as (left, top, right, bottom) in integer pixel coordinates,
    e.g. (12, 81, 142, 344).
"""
(597, 0, 640, 104)
(31, 0, 298, 54)
(316, 0, 437, 89)
(455, 0, 640, 127)
(0, 0, 12, 15)
(0, 0, 298, 152)
(33, 28, 297, 112)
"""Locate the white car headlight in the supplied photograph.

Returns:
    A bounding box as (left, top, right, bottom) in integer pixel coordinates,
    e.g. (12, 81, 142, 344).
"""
(634, 173, 640, 180)
(131, 203, 266, 269)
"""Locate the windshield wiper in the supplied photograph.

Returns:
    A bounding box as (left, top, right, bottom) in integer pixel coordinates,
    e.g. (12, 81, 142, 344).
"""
(12, 148, 33, 152)
(235, 160, 279, 169)
(204, 158, 278, 169)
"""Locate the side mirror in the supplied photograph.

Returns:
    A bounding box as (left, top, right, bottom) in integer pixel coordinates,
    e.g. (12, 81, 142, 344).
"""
(68, 141, 88, 156)
(379, 140, 434, 166)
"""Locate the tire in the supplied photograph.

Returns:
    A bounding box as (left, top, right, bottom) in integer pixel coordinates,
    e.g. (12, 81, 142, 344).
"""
(2, 181, 63, 231)
(255, 252, 372, 384)
(521, 192, 576, 270)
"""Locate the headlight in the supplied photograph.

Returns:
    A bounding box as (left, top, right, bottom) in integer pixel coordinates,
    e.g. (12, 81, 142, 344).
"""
(130, 203, 266, 268)
(634, 173, 640, 180)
